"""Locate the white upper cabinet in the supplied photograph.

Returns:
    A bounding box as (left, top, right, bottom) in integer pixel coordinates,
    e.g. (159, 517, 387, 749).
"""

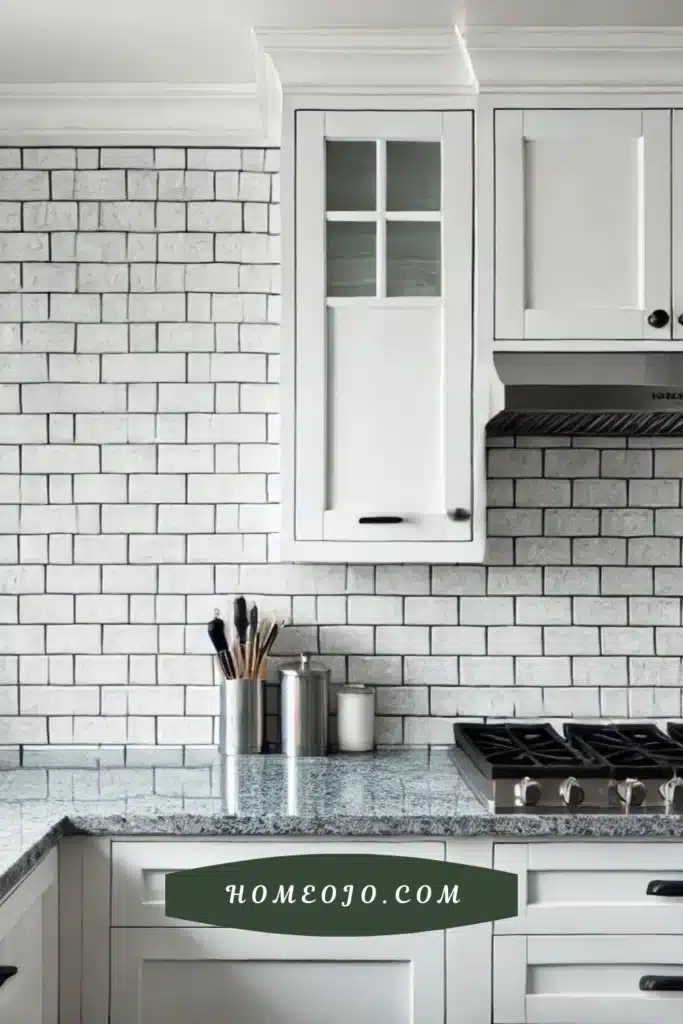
(494, 109, 672, 345)
(282, 108, 483, 564)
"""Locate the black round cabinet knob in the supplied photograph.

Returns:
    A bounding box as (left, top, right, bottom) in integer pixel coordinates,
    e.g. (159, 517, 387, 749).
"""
(648, 309, 670, 328)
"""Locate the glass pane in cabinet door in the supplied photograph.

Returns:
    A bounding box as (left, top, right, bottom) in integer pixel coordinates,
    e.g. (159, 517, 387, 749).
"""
(326, 141, 376, 211)
(386, 141, 441, 212)
(327, 222, 376, 297)
(386, 222, 441, 297)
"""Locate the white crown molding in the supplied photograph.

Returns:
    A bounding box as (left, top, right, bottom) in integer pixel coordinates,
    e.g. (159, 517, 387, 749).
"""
(0, 81, 277, 147)
(463, 26, 683, 92)
(252, 27, 475, 95)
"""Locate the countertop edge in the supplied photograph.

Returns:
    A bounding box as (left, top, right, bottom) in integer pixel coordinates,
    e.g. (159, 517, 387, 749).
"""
(5, 809, 683, 904)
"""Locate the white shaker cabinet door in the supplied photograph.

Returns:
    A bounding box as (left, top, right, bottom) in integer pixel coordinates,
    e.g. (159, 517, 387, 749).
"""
(494, 109, 671, 344)
(110, 926, 444, 1024)
(0, 898, 43, 1024)
(0, 853, 58, 1024)
(285, 108, 481, 563)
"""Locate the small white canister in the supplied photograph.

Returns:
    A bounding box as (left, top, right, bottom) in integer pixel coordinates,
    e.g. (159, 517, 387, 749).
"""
(337, 683, 376, 753)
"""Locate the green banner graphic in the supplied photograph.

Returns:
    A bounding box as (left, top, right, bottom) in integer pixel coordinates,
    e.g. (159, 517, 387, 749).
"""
(165, 854, 518, 936)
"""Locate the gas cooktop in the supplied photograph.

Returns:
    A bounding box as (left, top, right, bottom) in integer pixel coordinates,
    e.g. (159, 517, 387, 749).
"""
(451, 722, 683, 813)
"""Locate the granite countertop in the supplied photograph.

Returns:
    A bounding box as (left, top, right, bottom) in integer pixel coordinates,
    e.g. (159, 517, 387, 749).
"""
(2, 749, 683, 901)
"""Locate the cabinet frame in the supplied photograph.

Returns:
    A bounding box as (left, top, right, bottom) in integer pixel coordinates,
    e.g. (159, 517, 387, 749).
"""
(494, 107, 671, 344)
(476, 92, 683, 358)
(280, 92, 485, 564)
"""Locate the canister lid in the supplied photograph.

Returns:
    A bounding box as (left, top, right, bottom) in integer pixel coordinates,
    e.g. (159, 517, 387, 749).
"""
(339, 683, 376, 695)
(278, 652, 331, 680)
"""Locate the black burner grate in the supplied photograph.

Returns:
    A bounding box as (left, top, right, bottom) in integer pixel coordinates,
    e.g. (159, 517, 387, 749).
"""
(564, 723, 683, 778)
(452, 722, 606, 779)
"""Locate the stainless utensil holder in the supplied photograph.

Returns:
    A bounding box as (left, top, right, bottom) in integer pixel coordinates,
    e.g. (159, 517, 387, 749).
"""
(217, 669, 264, 756)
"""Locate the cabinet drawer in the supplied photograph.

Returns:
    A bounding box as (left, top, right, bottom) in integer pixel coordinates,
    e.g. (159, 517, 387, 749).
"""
(494, 934, 683, 1023)
(112, 838, 446, 926)
(494, 842, 683, 934)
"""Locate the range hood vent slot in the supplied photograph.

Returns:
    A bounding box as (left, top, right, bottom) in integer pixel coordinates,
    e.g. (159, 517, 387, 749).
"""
(487, 410, 683, 437)
(489, 353, 683, 437)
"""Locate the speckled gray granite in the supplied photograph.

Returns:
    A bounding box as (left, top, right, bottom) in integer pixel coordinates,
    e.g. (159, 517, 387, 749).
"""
(2, 749, 683, 901)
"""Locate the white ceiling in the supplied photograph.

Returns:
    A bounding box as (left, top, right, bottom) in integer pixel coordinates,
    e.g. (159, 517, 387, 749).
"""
(0, 0, 461, 85)
(1, 0, 682, 145)
(2, 0, 682, 87)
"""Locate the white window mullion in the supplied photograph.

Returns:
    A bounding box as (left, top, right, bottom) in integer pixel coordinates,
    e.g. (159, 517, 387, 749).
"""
(376, 139, 387, 299)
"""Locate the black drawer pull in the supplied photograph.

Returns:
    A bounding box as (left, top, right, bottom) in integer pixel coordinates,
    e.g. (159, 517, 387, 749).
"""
(640, 975, 683, 992)
(0, 966, 17, 988)
(358, 516, 404, 524)
(647, 880, 683, 897)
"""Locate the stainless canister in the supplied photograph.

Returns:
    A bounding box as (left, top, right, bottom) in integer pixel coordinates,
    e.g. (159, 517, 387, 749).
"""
(217, 661, 264, 756)
(277, 653, 330, 757)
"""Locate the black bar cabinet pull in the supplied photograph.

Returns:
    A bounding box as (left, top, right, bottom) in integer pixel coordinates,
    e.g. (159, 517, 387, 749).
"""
(447, 508, 471, 521)
(358, 516, 404, 524)
(640, 975, 683, 992)
(646, 880, 683, 897)
(0, 966, 17, 988)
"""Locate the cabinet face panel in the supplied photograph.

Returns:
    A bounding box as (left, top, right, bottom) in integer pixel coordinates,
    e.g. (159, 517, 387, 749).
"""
(293, 109, 474, 550)
(494, 109, 671, 342)
(111, 927, 445, 1024)
(112, 838, 446, 927)
(0, 897, 43, 1024)
(494, 842, 683, 935)
(494, 934, 683, 1024)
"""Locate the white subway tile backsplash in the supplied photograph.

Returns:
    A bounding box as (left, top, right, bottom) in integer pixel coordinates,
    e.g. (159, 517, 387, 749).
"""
(0, 144, 682, 757)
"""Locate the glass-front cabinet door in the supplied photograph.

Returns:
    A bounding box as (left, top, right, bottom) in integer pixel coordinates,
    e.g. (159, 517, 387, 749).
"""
(288, 109, 476, 562)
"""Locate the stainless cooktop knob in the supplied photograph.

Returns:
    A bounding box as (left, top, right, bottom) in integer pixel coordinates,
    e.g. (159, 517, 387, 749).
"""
(559, 776, 584, 808)
(617, 778, 646, 809)
(660, 777, 683, 813)
(514, 776, 541, 808)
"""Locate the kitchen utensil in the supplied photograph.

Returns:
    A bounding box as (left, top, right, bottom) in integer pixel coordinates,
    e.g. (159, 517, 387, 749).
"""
(218, 648, 235, 681)
(277, 653, 330, 757)
(247, 603, 259, 675)
(210, 600, 286, 684)
(207, 610, 228, 655)
(337, 684, 376, 753)
(234, 596, 248, 648)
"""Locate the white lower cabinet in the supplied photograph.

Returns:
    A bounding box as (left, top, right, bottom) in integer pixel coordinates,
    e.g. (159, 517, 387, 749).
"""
(106, 838, 450, 1023)
(494, 934, 683, 1024)
(0, 850, 58, 1024)
(111, 925, 444, 1024)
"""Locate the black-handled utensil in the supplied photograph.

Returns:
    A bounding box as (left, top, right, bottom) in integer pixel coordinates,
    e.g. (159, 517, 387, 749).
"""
(207, 610, 228, 654)
(246, 603, 259, 676)
(234, 597, 248, 646)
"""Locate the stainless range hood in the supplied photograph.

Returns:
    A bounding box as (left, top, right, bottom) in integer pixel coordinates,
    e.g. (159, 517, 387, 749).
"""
(487, 352, 683, 436)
